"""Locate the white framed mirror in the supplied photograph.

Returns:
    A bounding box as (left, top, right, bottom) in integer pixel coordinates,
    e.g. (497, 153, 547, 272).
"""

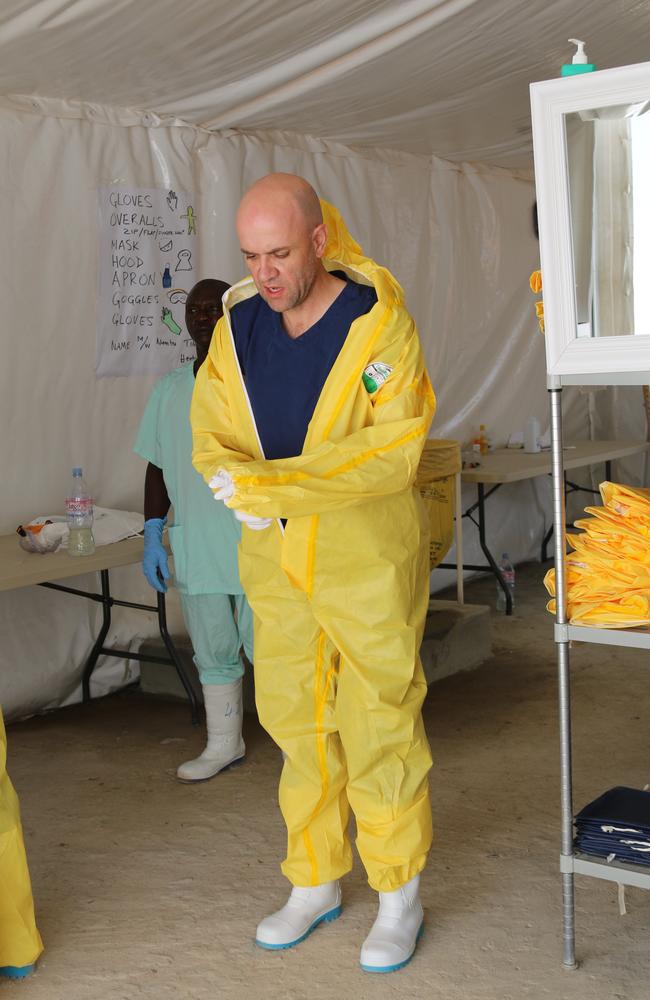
(530, 61, 650, 384)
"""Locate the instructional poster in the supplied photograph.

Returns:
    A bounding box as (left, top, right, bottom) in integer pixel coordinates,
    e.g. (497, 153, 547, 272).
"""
(96, 187, 199, 377)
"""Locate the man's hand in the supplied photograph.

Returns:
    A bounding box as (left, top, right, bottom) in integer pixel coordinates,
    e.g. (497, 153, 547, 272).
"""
(210, 469, 272, 528)
(209, 470, 235, 501)
(143, 517, 171, 593)
(234, 509, 273, 531)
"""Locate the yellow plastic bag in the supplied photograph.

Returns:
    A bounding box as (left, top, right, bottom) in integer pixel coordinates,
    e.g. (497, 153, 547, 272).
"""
(600, 481, 650, 511)
(571, 524, 650, 565)
(415, 439, 460, 570)
(548, 560, 650, 602)
(546, 592, 650, 628)
(581, 506, 650, 542)
(598, 483, 650, 536)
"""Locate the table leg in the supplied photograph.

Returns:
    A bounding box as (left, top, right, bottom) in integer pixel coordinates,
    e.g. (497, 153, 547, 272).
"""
(454, 471, 464, 605)
(157, 593, 200, 726)
(47, 571, 198, 724)
(82, 570, 112, 702)
(477, 483, 512, 616)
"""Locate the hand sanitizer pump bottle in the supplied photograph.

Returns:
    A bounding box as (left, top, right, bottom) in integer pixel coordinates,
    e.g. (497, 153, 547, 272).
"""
(561, 39, 596, 76)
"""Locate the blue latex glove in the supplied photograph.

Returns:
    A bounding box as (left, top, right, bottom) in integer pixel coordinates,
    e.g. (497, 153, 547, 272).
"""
(143, 517, 170, 593)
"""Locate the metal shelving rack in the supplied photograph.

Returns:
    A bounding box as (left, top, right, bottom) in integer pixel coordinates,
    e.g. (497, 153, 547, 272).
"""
(530, 59, 650, 970)
(549, 376, 650, 970)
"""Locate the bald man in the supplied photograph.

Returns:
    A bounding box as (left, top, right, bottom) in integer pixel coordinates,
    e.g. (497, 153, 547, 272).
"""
(192, 175, 435, 973)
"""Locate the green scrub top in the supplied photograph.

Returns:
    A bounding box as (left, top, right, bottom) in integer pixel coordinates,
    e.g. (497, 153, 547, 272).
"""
(134, 363, 243, 596)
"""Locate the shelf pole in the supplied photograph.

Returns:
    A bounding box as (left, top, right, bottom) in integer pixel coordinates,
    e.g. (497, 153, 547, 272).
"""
(550, 387, 577, 969)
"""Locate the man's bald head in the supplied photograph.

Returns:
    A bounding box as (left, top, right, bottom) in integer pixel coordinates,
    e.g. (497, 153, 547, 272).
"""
(236, 173, 332, 319)
(237, 173, 323, 237)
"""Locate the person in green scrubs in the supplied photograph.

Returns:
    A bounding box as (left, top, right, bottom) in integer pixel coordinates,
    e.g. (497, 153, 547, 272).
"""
(134, 279, 253, 782)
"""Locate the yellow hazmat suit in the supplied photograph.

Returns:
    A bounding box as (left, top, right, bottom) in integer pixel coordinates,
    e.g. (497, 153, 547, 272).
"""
(0, 712, 43, 972)
(192, 202, 435, 892)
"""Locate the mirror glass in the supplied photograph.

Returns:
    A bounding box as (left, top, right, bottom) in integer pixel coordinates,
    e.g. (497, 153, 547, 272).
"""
(564, 101, 650, 338)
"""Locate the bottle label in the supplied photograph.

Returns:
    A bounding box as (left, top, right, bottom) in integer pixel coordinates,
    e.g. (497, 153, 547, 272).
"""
(65, 497, 93, 516)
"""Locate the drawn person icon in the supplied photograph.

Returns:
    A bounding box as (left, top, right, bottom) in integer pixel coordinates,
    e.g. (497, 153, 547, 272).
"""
(181, 205, 197, 236)
(162, 264, 172, 289)
(175, 249, 192, 272)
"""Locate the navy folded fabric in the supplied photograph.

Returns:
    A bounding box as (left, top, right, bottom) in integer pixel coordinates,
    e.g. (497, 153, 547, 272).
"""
(575, 836, 650, 866)
(574, 787, 650, 865)
(576, 787, 650, 829)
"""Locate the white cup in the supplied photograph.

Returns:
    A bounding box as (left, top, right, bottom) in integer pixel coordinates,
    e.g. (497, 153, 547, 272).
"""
(524, 416, 541, 453)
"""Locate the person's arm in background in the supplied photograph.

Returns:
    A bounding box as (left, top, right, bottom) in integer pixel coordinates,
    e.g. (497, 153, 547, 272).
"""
(143, 463, 171, 592)
(145, 462, 170, 520)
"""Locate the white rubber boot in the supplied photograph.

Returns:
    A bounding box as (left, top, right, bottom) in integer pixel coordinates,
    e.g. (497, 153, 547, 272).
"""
(176, 680, 245, 782)
(255, 881, 342, 950)
(360, 874, 424, 973)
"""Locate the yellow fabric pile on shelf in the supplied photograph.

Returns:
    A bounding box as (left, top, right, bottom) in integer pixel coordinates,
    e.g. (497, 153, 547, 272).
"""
(415, 439, 461, 570)
(529, 270, 544, 334)
(544, 481, 650, 628)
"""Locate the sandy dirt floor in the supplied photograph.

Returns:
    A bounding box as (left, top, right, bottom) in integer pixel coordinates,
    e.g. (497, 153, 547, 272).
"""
(3, 563, 650, 999)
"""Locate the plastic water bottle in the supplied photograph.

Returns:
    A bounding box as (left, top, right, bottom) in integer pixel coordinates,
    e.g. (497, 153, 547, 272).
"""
(496, 553, 515, 611)
(65, 468, 96, 556)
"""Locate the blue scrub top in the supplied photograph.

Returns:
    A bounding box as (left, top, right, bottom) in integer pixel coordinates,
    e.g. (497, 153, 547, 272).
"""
(134, 363, 244, 596)
(230, 274, 377, 460)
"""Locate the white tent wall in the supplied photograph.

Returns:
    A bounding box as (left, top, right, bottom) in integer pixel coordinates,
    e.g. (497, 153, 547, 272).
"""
(1, 104, 643, 719)
(2, 108, 198, 720)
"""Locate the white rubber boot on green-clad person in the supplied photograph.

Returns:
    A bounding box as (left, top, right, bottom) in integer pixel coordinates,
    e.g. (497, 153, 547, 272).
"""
(176, 679, 245, 782)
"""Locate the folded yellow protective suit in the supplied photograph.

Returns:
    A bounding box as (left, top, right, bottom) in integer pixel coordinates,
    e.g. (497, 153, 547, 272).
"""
(0, 711, 43, 969)
(544, 481, 650, 627)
